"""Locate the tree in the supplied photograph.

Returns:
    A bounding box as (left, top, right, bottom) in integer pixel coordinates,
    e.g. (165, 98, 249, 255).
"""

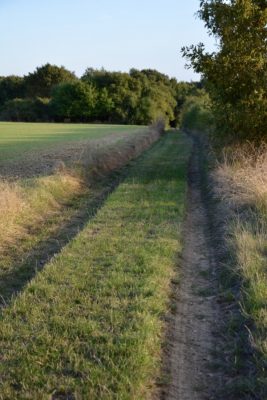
(82, 68, 177, 125)
(25, 63, 76, 98)
(170, 81, 199, 127)
(182, 0, 267, 142)
(0, 65, 186, 125)
(180, 89, 213, 132)
(0, 76, 25, 106)
(95, 88, 114, 122)
(82, 69, 138, 123)
(51, 81, 97, 122)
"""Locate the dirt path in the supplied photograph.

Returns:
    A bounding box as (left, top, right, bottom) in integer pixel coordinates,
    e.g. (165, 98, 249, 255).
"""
(162, 137, 222, 400)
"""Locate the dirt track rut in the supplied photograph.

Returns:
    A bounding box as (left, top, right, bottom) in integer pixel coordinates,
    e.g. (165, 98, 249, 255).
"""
(163, 138, 222, 400)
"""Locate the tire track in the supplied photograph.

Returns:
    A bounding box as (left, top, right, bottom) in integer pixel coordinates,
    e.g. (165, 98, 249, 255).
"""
(163, 137, 222, 400)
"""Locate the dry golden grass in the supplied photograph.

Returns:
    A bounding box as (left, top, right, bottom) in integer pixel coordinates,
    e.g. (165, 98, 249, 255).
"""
(0, 181, 26, 248)
(0, 174, 84, 252)
(213, 142, 267, 397)
(214, 142, 267, 211)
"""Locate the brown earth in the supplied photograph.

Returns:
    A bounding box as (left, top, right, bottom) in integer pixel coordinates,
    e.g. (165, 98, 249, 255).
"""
(0, 130, 146, 180)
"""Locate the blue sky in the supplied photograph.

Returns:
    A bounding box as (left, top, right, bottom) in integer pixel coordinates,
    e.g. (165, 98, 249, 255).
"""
(0, 0, 216, 81)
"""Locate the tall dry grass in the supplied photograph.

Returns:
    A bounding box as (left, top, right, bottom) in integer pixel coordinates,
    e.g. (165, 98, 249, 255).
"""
(214, 142, 267, 211)
(0, 174, 83, 252)
(213, 142, 267, 397)
(0, 181, 26, 248)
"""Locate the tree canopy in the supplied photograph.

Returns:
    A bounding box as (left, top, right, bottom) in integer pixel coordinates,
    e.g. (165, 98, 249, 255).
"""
(0, 76, 25, 107)
(0, 65, 195, 126)
(182, 0, 267, 142)
(51, 81, 97, 122)
(25, 63, 77, 98)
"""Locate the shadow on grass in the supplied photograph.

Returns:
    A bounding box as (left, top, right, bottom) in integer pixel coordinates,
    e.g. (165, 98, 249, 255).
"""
(0, 133, 168, 307)
(0, 127, 167, 306)
(0, 169, 126, 306)
(0, 132, 185, 310)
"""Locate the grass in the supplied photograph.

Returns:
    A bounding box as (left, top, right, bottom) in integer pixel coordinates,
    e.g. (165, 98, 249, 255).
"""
(0, 131, 191, 399)
(0, 127, 161, 302)
(0, 122, 145, 163)
(0, 173, 84, 251)
(212, 143, 267, 398)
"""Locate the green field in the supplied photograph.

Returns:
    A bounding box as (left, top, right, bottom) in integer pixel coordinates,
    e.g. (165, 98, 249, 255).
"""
(0, 132, 191, 399)
(0, 123, 144, 162)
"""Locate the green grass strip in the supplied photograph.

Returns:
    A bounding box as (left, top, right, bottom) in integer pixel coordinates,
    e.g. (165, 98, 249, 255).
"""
(0, 132, 191, 400)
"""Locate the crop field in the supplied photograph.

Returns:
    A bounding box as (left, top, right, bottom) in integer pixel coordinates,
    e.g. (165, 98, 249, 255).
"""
(0, 122, 144, 163)
(0, 123, 147, 180)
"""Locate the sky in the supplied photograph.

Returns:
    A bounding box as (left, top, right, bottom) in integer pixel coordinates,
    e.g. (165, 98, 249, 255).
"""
(0, 0, 216, 81)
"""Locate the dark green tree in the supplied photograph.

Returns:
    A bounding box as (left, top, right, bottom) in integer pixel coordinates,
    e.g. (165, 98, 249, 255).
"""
(82, 68, 177, 125)
(95, 88, 114, 122)
(0, 76, 25, 106)
(25, 63, 76, 98)
(51, 81, 97, 122)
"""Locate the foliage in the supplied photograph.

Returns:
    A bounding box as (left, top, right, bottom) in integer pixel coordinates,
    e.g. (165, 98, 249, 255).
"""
(25, 63, 77, 98)
(0, 64, 196, 125)
(182, 0, 267, 143)
(181, 89, 214, 132)
(82, 68, 179, 125)
(51, 81, 97, 122)
(0, 76, 25, 107)
(170, 81, 201, 127)
(0, 97, 50, 122)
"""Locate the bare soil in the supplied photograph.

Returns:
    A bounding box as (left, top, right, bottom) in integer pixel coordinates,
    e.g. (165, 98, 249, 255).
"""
(0, 131, 142, 180)
(161, 138, 223, 400)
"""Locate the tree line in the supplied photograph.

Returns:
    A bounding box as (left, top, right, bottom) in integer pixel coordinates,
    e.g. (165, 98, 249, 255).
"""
(183, 0, 267, 143)
(0, 64, 199, 126)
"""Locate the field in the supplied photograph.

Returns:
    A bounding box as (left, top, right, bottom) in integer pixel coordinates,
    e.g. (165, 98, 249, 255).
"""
(0, 123, 148, 180)
(0, 122, 144, 163)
